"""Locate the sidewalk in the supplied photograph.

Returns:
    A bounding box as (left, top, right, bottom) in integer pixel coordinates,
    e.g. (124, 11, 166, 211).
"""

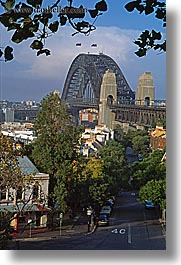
(7, 213, 97, 249)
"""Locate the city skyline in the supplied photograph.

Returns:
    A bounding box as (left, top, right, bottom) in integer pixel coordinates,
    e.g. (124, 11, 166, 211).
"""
(0, 0, 166, 102)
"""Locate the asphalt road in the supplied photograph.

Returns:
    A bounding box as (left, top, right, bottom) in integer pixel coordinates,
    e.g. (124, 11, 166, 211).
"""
(18, 191, 166, 250)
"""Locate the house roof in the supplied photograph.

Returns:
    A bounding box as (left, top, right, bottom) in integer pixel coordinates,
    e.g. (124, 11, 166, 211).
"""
(151, 128, 166, 138)
(17, 156, 40, 175)
(92, 140, 103, 150)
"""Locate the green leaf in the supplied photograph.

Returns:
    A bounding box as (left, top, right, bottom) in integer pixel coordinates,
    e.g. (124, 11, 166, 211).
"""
(95, 0, 107, 11)
(135, 4, 144, 14)
(4, 46, 13, 61)
(155, 8, 165, 20)
(59, 15, 67, 26)
(0, 13, 11, 27)
(12, 28, 34, 43)
(29, 22, 39, 33)
(77, 21, 89, 28)
(134, 39, 145, 48)
(144, 5, 154, 15)
(7, 22, 21, 31)
(27, 0, 42, 8)
(151, 30, 162, 40)
(0, 0, 15, 10)
(40, 12, 53, 25)
(124, 1, 137, 12)
(88, 9, 98, 18)
(37, 49, 51, 56)
(48, 21, 59, 33)
(30, 40, 43, 50)
(135, 48, 147, 57)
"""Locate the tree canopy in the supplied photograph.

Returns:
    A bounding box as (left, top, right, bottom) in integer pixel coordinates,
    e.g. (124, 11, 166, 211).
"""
(0, 132, 26, 194)
(32, 91, 81, 208)
(0, 0, 166, 61)
(138, 178, 166, 210)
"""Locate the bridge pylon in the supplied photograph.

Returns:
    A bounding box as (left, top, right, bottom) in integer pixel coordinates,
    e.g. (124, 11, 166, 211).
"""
(136, 72, 155, 106)
(98, 69, 117, 129)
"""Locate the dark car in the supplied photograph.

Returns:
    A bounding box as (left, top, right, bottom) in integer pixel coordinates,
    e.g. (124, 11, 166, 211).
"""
(145, 200, 155, 209)
(98, 214, 109, 226)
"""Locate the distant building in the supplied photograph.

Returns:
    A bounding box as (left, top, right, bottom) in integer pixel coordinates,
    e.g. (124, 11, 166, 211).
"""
(150, 125, 166, 150)
(80, 124, 113, 157)
(0, 109, 5, 123)
(3, 108, 14, 122)
(79, 109, 98, 127)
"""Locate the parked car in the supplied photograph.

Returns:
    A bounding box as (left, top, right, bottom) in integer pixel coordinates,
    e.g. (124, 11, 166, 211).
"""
(138, 153, 143, 161)
(98, 214, 109, 226)
(145, 200, 155, 209)
(100, 205, 112, 217)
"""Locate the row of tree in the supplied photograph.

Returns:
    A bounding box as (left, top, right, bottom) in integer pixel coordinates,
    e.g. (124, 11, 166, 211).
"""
(115, 125, 166, 212)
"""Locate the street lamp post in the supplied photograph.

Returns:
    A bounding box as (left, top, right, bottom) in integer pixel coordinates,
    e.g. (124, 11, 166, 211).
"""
(87, 207, 92, 232)
(59, 212, 63, 236)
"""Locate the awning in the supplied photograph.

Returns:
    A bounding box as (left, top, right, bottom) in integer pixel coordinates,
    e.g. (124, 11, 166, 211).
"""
(0, 204, 51, 213)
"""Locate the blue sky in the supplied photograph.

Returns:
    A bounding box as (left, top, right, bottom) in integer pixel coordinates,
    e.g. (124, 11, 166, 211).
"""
(0, 0, 166, 102)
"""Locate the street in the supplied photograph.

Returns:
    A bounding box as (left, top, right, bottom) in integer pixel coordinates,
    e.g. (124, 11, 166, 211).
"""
(18, 191, 166, 250)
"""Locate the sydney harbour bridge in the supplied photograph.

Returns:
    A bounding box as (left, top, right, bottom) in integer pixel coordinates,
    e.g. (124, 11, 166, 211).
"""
(62, 53, 135, 105)
(61, 53, 166, 128)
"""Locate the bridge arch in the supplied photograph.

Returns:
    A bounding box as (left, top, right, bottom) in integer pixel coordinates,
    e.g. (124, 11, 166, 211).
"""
(61, 53, 135, 104)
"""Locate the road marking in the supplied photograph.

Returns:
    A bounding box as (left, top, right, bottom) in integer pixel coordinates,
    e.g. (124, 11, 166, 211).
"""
(111, 228, 126, 234)
(111, 229, 118, 234)
(128, 223, 132, 244)
(119, 229, 126, 234)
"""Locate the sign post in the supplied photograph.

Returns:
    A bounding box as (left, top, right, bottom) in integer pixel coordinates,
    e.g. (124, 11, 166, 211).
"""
(28, 219, 32, 238)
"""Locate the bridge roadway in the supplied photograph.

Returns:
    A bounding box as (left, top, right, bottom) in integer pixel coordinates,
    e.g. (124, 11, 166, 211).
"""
(66, 98, 166, 126)
(12, 99, 166, 127)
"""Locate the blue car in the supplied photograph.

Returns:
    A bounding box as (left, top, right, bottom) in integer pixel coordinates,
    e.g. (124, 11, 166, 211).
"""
(145, 200, 155, 209)
(98, 214, 109, 226)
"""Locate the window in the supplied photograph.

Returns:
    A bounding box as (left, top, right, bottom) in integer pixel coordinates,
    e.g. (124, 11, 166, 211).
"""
(32, 185, 39, 199)
(16, 186, 22, 200)
(0, 187, 7, 200)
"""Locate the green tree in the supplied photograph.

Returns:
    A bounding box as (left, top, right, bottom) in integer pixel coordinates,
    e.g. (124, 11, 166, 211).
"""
(138, 178, 166, 210)
(81, 157, 108, 207)
(132, 149, 166, 189)
(132, 134, 150, 156)
(32, 92, 81, 209)
(0, 0, 166, 61)
(99, 140, 129, 194)
(114, 125, 149, 152)
(0, 133, 35, 248)
(0, 133, 24, 188)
